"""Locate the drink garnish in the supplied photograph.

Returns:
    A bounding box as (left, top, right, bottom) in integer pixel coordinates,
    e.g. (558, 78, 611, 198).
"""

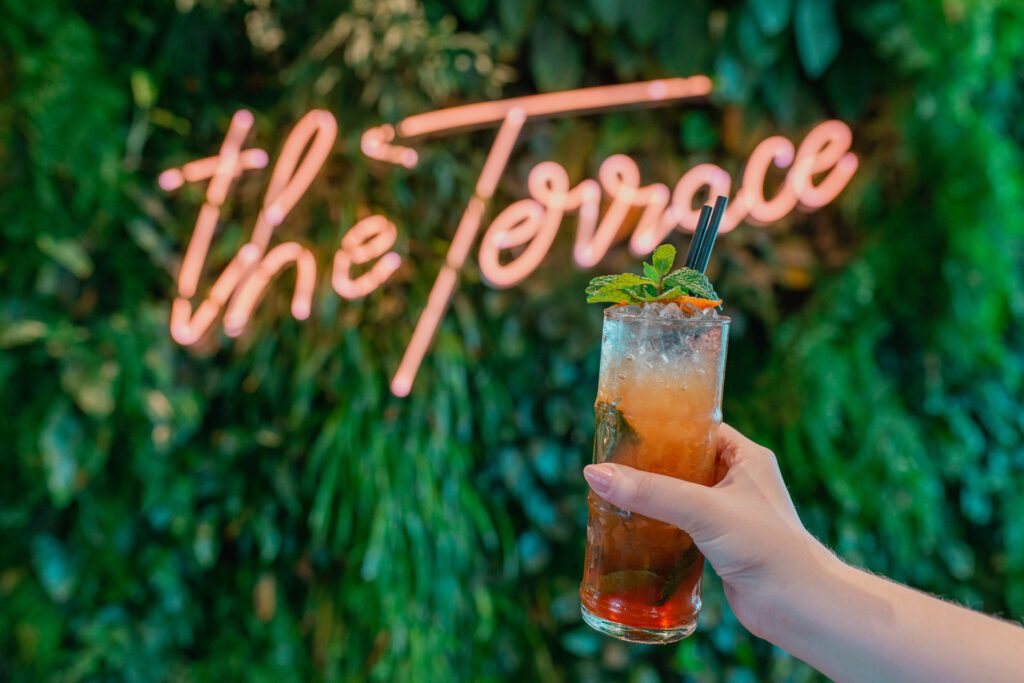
(584, 244, 721, 306)
(655, 548, 701, 605)
(594, 400, 639, 460)
(598, 569, 661, 597)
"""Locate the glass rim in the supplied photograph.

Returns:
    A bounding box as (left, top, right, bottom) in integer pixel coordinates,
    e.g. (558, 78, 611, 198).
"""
(602, 307, 730, 326)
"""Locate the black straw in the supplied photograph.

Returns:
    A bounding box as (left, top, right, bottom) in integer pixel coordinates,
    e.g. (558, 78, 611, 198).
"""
(696, 195, 728, 273)
(684, 204, 713, 269)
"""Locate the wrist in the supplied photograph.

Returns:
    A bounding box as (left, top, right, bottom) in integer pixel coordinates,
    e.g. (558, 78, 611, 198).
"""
(747, 532, 847, 645)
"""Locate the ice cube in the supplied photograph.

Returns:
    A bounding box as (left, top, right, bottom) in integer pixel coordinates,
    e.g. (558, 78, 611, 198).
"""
(679, 301, 701, 317)
(609, 305, 642, 318)
(642, 302, 665, 316)
(658, 303, 683, 319)
(694, 305, 718, 319)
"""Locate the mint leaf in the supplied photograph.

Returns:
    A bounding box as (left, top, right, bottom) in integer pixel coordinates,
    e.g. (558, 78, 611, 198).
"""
(586, 290, 631, 304)
(656, 547, 701, 605)
(585, 273, 656, 303)
(651, 244, 676, 277)
(610, 273, 654, 288)
(584, 274, 620, 295)
(595, 400, 639, 455)
(584, 244, 720, 306)
(651, 286, 683, 301)
(642, 262, 660, 285)
(585, 273, 651, 294)
(616, 284, 658, 302)
(662, 267, 719, 300)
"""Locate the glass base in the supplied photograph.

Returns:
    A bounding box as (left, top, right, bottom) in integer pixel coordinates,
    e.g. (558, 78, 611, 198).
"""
(581, 605, 697, 644)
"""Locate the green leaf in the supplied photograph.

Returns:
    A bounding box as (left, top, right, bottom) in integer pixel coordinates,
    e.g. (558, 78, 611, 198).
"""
(585, 272, 652, 296)
(60, 358, 118, 417)
(595, 400, 639, 457)
(653, 2, 706, 74)
(586, 275, 659, 303)
(32, 535, 77, 603)
(652, 286, 683, 301)
(530, 20, 583, 91)
(194, 521, 220, 568)
(588, 0, 619, 28)
(498, 0, 536, 41)
(794, 0, 840, 78)
(748, 0, 791, 36)
(452, 0, 488, 21)
(676, 638, 706, 673)
(586, 290, 631, 304)
(130, 69, 157, 109)
(651, 244, 676, 276)
(561, 628, 602, 657)
(584, 274, 620, 295)
(657, 547, 701, 604)
(663, 268, 720, 300)
(643, 262, 660, 284)
(680, 112, 720, 151)
(714, 52, 755, 102)
(623, 0, 667, 46)
(630, 283, 659, 300)
(40, 403, 82, 509)
(0, 319, 49, 348)
(738, 8, 784, 68)
(614, 272, 655, 288)
(36, 235, 93, 279)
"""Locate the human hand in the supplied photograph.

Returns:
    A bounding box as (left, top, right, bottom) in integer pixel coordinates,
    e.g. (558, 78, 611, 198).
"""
(585, 424, 1024, 682)
(582, 423, 836, 640)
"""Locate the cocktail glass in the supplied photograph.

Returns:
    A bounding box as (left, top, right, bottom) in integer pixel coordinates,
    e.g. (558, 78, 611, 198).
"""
(580, 304, 729, 643)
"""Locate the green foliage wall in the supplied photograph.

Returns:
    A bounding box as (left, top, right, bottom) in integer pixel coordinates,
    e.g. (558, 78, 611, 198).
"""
(2, 0, 1023, 681)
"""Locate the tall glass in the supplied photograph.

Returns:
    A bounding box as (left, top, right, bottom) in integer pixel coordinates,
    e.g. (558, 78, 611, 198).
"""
(580, 306, 729, 643)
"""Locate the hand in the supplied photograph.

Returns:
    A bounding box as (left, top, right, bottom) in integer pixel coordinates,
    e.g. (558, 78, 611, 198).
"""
(584, 424, 1024, 683)
(582, 422, 835, 639)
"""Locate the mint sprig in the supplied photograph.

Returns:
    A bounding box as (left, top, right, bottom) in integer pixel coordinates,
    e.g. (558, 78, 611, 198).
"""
(662, 267, 718, 301)
(585, 244, 719, 305)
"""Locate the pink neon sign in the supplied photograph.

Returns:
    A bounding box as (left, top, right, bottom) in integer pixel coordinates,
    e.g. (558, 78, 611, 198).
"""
(159, 76, 858, 395)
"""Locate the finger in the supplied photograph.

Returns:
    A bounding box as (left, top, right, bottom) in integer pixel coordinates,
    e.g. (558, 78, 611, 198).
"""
(717, 422, 778, 469)
(584, 464, 715, 539)
(716, 422, 759, 462)
(714, 425, 799, 517)
(713, 423, 753, 484)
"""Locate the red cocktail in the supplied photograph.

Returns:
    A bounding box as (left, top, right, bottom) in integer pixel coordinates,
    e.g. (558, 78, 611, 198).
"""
(580, 303, 728, 643)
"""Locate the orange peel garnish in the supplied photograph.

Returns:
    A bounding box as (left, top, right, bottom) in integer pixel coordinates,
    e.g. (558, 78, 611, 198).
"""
(673, 296, 722, 309)
(609, 296, 722, 311)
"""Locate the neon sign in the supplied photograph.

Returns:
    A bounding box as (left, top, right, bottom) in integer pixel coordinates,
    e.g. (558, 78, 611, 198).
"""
(159, 75, 857, 396)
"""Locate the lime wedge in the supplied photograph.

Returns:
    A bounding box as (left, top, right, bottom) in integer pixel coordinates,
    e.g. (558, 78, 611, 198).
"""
(598, 570, 660, 595)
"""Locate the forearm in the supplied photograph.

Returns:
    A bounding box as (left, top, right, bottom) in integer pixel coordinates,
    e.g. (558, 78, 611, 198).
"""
(764, 542, 1024, 683)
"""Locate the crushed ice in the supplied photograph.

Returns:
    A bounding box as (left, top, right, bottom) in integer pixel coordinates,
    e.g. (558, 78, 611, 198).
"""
(659, 303, 682, 318)
(607, 301, 721, 320)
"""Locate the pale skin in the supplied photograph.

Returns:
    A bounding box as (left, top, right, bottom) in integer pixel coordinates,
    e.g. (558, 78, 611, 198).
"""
(582, 423, 1024, 683)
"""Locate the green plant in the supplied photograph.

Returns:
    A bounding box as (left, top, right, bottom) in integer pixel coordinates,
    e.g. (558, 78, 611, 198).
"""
(1, 1, 1022, 681)
(585, 244, 720, 304)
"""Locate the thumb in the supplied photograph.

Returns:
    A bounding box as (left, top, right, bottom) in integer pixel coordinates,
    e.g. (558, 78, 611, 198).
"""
(583, 463, 716, 541)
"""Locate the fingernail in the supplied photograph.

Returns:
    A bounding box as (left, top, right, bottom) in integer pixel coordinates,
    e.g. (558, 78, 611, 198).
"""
(584, 464, 615, 496)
